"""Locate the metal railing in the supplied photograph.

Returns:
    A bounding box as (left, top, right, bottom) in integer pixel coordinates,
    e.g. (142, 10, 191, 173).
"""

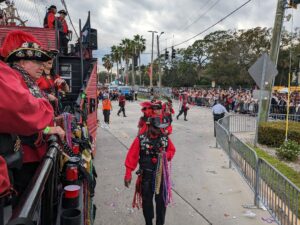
(228, 114, 257, 133)
(216, 115, 300, 225)
(217, 113, 299, 134)
(215, 122, 230, 154)
(230, 134, 259, 205)
(269, 113, 300, 122)
(258, 159, 300, 225)
(7, 136, 60, 225)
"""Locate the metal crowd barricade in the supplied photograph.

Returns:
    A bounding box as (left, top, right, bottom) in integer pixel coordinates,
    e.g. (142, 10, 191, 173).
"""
(228, 114, 257, 133)
(215, 121, 230, 155)
(258, 159, 300, 225)
(269, 113, 300, 122)
(216, 115, 300, 224)
(8, 136, 60, 225)
(230, 134, 259, 205)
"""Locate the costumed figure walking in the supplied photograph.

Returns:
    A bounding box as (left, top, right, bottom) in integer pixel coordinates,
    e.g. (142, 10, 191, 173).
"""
(117, 93, 127, 117)
(124, 107, 176, 225)
(176, 91, 190, 121)
(162, 98, 174, 135)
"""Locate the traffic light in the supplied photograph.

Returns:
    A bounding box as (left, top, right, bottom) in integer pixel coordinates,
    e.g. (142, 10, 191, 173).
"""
(171, 47, 176, 59)
(165, 50, 169, 60)
(288, 0, 300, 8)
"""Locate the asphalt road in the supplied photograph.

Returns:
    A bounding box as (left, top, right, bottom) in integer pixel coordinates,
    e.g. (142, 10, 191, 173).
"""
(93, 100, 271, 225)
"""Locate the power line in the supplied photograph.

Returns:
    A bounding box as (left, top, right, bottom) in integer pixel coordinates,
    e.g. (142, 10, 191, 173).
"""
(177, 0, 212, 30)
(173, 0, 252, 48)
(60, 0, 79, 39)
(33, 0, 42, 26)
(181, 0, 221, 31)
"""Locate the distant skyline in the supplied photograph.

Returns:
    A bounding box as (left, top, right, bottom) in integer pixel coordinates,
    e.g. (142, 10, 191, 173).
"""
(12, 0, 300, 72)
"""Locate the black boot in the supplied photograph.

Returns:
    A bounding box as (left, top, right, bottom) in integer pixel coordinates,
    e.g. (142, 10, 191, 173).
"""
(184, 117, 188, 121)
(176, 115, 179, 120)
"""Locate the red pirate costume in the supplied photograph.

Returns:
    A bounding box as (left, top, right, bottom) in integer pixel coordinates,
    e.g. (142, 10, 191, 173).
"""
(37, 50, 69, 115)
(138, 101, 153, 134)
(125, 116, 176, 225)
(176, 92, 190, 121)
(44, 5, 56, 29)
(0, 61, 53, 135)
(117, 94, 127, 117)
(162, 99, 174, 134)
(0, 30, 58, 201)
(57, 10, 71, 54)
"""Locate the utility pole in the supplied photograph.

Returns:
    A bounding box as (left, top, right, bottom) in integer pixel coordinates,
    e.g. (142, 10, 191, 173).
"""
(260, 0, 286, 122)
(148, 30, 157, 87)
(157, 32, 164, 95)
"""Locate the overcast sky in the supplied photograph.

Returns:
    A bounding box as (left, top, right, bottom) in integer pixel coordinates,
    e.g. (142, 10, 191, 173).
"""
(11, 0, 300, 71)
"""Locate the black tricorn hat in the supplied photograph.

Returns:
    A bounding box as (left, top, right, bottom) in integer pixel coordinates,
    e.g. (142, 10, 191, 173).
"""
(5, 42, 51, 63)
(46, 49, 59, 59)
(150, 117, 169, 129)
(58, 9, 67, 15)
(48, 5, 57, 10)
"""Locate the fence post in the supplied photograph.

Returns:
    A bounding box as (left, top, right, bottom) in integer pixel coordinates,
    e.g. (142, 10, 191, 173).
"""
(228, 133, 232, 169)
(214, 121, 218, 148)
(254, 158, 260, 207)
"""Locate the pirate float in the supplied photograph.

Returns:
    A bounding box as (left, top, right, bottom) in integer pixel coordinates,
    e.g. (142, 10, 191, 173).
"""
(0, 1, 98, 225)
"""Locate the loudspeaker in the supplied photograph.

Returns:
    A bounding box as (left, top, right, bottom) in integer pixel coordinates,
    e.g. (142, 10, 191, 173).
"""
(89, 29, 98, 50)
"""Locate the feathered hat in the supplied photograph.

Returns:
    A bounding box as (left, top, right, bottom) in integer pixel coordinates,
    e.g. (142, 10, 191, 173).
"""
(58, 9, 67, 15)
(0, 30, 51, 62)
(140, 101, 153, 117)
(140, 101, 152, 111)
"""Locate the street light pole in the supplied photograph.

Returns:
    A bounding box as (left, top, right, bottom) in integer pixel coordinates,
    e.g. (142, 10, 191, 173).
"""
(148, 30, 157, 87)
(157, 32, 164, 96)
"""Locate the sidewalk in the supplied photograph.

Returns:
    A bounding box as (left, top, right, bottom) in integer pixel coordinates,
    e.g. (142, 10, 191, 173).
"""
(93, 100, 271, 225)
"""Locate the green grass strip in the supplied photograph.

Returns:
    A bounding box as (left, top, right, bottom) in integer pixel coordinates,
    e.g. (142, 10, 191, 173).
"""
(252, 146, 300, 189)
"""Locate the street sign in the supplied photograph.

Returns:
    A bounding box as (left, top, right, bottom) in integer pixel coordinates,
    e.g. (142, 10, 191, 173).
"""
(248, 53, 278, 89)
(253, 90, 269, 100)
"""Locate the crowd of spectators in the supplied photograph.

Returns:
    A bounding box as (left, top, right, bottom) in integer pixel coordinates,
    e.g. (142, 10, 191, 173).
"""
(172, 88, 300, 116)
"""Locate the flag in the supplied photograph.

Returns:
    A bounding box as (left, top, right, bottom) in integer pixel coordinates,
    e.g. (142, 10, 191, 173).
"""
(81, 12, 90, 45)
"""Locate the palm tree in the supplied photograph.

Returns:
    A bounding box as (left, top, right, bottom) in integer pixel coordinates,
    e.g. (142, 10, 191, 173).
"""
(120, 38, 133, 85)
(111, 45, 122, 80)
(133, 35, 146, 85)
(102, 54, 113, 83)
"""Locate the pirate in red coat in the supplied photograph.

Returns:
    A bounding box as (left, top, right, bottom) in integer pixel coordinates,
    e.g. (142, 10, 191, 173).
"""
(162, 98, 174, 135)
(43, 5, 57, 29)
(37, 52, 69, 115)
(124, 114, 176, 225)
(0, 30, 65, 202)
(176, 91, 190, 121)
(117, 93, 127, 117)
(138, 101, 152, 134)
(57, 10, 72, 54)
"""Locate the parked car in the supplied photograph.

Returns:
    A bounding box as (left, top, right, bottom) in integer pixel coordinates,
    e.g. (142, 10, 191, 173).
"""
(118, 86, 133, 100)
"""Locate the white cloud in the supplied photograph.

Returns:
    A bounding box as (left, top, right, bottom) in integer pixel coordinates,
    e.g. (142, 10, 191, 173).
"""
(8, 0, 300, 72)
